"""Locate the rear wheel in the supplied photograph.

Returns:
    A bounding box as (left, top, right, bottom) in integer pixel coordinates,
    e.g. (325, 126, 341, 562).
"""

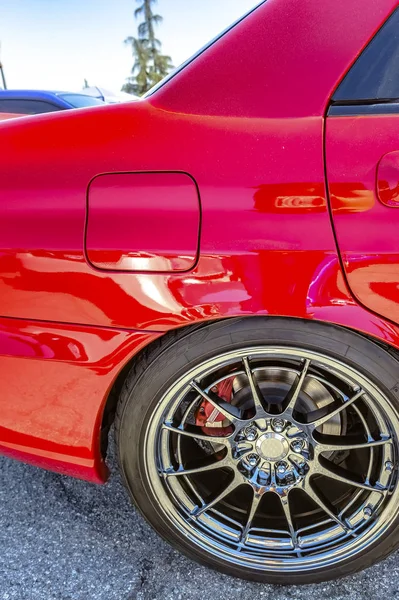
(116, 318, 399, 584)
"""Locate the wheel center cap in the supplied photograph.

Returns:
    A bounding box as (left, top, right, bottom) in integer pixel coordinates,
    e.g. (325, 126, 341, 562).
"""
(256, 433, 289, 461)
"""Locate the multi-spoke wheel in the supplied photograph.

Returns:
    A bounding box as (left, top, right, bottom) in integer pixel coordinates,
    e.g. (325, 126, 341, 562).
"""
(116, 319, 399, 584)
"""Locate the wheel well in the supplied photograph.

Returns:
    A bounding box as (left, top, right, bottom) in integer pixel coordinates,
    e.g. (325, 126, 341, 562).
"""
(100, 321, 209, 458)
(99, 316, 399, 459)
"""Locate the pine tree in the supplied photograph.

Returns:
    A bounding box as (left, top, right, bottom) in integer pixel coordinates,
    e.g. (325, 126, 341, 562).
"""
(122, 0, 173, 96)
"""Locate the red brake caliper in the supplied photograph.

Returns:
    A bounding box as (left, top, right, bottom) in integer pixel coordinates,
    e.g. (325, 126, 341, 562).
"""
(195, 378, 234, 437)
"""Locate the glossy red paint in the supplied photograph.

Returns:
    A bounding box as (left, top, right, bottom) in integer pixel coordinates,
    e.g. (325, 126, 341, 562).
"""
(86, 172, 201, 272)
(326, 115, 399, 325)
(1, 0, 399, 482)
(0, 316, 159, 481)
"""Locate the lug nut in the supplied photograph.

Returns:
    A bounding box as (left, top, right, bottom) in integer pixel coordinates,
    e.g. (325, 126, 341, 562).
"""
(258, 469, 270, 484)
(272, 418, 285, 433)
(276, 461, 289, 475)
(244, 426, 257, 442)
(285, 471, 295, 484)
(363, 506, 373, 520)
(385, 461, 394, 472)
(298, 461, 309, 475)
(246, 453, 259, 467)
(291, 439, 305, 453)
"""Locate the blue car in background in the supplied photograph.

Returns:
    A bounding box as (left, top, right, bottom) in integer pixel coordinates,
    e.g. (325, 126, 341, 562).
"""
(0, 89, 105, 115)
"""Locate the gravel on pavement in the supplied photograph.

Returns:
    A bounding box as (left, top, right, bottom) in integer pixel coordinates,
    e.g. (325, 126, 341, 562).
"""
(1, 441, 399, 600)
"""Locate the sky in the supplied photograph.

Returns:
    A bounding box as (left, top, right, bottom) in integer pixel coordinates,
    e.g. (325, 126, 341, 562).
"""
(0, 0, 259, 92)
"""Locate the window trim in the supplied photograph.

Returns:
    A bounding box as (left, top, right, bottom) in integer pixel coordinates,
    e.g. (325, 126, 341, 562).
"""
(328, 102, 399, 116)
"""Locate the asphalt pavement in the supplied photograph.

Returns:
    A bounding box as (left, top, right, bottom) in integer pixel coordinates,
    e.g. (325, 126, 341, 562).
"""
(1, 440, 399, 600)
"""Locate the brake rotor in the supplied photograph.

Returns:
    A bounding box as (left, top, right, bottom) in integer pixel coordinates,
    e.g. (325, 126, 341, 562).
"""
(195, 368, 344, 456)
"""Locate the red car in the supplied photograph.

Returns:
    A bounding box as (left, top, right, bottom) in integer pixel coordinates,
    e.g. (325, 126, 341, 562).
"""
(0, 112, 19, 121)
(1, 0, 399, 584)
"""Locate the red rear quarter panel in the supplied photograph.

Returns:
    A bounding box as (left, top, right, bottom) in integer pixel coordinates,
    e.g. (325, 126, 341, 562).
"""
(1, 0, 398, 481)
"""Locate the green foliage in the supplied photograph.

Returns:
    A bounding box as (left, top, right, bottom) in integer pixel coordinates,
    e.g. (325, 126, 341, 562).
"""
(122, 0, 173, 96)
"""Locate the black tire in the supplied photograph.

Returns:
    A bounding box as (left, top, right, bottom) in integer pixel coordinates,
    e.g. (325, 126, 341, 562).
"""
(115, 317, 399, 584)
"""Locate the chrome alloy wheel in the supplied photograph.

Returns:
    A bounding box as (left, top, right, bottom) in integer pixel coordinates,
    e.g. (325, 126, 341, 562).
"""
(143, 347, 399, 573)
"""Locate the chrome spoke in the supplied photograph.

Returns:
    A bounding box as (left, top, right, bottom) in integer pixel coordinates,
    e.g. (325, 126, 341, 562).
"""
(283, 359, 311, 417)
(303, 480, 350, 532)
(164, 457, 230, 477)
(240, 491, 262, 542)
(193, 474, 243, 517)
(338, 405, 378, 519)
(174, 400, 205, 506)
(309, 390, 365, 430)
(315, 463, 387, 494)
(315, 437, 391, 455)
(163, 423, 233, 445)
(190, 381, 244, 424)
(278, 492, 298, 547)
(242, 357, 266, 415)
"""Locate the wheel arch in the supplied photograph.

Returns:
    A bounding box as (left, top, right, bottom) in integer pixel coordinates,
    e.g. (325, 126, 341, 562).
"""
(99, 314, 399, 462)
